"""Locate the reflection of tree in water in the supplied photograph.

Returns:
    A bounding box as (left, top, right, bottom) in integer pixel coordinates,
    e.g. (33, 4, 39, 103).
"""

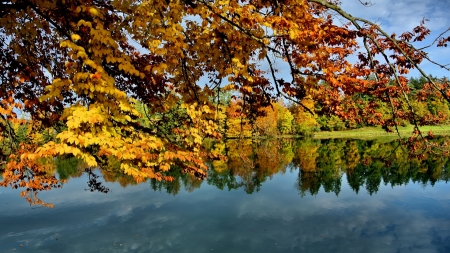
(208, 139, 295, 194)
(148, 139, 293, 195)
(100, 157, 137, 187)
(295, 139, 343, 196)
(85, 169, 110, 194)
(149, 165, 203, 195)
(57, 158, 111, 194)
(296, 137, 450, 196)
(57, 156, 204, 195)
(32, 137, 450, 202)
(56, 157, 85, 180)
(56, 156, 120, 194)
(149, 137, 450, 196)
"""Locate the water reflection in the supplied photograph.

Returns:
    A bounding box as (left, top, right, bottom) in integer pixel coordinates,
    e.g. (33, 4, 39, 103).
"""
(2, 138, 450, 252)
(4, 137, 450, 203)
(150, 137, 450, 197)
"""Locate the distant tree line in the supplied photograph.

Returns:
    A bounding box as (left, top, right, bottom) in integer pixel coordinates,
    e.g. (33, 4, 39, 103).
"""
(213, 76, 450, 137)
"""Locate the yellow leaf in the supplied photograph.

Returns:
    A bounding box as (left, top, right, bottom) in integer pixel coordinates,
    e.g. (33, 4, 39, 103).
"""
(86, 156, 97, 167)
(71, 34, 81, 41)
(89, 8, 98, 16)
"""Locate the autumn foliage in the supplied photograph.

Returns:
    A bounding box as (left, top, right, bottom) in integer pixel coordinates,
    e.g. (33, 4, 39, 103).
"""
(1, 0, 449, 201)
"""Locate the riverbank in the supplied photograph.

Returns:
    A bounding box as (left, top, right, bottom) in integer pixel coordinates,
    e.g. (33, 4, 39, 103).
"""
(313, 125, 450, 140)
(220, 125, 450, 141)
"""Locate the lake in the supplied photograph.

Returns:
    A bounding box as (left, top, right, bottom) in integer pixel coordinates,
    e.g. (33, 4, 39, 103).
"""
(1, 138, 450, 252)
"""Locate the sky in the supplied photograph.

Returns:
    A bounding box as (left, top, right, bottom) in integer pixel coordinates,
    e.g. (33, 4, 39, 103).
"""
(338, 0, 450, 78)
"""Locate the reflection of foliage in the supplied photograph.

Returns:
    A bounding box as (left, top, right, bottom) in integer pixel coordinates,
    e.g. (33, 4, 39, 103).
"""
(21, 190, 55, 208)
(296, 137, 450, 197)
(56, 156, 84, 180)
(101, 157, 137, 187)
(344, 140, 360, 171)
(85, 169, 110, 194)
(208, 139, 295, 193)
(296, 139, 343, 196)
(149, 165, 203, 195)
(5, 137, 450, 205)
(315, 139, 344, 195)
(207, 169, 242, 191)
(150, 165, 183, 195)
(148, 137, 450, 197)
(292, 139, 320, 172)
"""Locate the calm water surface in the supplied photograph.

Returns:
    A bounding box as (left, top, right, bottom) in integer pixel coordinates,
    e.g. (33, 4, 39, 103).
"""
(1, 139, 450, 252)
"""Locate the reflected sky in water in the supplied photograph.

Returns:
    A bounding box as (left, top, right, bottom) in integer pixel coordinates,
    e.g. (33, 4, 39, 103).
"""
(1, 168, 450, 253)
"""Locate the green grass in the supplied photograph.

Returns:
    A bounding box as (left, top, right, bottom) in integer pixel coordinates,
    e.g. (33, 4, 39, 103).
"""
(313, 125, 450, 140)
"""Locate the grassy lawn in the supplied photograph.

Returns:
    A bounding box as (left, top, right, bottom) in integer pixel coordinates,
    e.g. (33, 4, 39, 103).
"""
(313, 125, 450, 140)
